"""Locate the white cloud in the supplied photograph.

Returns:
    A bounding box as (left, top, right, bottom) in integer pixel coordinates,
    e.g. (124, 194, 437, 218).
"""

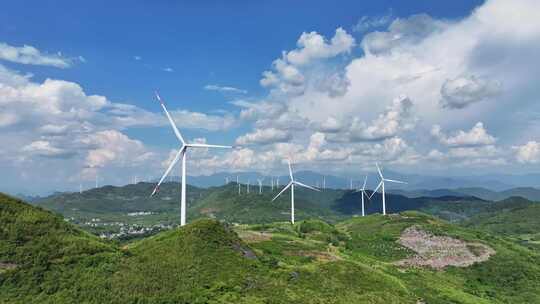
(353, 10, 394, 33)
(431, 122, 496, 147)
(162, 67, 173, 72)
(204, 84, 247, 94)
(0, 42, 72, 68)
(326, 95, 416, 142)
(134, 56, 142, 61)
(285, 27, 355, 66)
(361, 14, 449, 55)
(170, 110, 235, 131)
(236, 128, 291, 146)
(440, 75, 501, 109)
(80, 130, 153, 169)
(260, 27, 355, 96)
(514, 141, 540, 164)
(22, 140, 75, 158)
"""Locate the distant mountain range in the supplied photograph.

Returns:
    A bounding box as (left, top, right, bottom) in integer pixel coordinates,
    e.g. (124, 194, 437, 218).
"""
(389, 187, 540, 202)
(160, 170, 540, 191)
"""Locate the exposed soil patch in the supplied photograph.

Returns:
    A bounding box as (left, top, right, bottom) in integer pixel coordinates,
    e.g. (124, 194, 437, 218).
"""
(0, 262, 17, 272)
(237, 230, 273, 243)
(396, 226, 495, 270)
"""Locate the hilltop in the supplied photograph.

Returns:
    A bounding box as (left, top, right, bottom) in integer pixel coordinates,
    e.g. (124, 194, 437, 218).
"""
(2, 194, 540, 303)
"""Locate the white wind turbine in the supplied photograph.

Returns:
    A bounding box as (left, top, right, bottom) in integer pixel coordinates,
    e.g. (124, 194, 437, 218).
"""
(354, 175, 370, 217)
(257, 178, 264, 194)
(369, 163, 407, 215)
(272, 160, 320, 224)
(150, 92, 232, 226)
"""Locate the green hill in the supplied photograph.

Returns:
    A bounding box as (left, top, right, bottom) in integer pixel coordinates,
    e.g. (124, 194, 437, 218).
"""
(3, 193, 540, 303)
(462, 197, 540, 249)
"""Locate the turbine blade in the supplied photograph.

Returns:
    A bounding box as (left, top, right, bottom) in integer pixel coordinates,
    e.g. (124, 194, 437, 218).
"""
(272, 182, 292, 201)
(376, 163, 383, 179)
(369, 181, 383, 199)
(384, 178, 407, 184)
(362, 190, 371, 201)
(155, 91, 185, 145)
(294, 181, 320, 192)
(187, 143, 232, 149)
(362, 175, 367, 190)
(288, 159, 294, 181)
(151, 148, 184, 196)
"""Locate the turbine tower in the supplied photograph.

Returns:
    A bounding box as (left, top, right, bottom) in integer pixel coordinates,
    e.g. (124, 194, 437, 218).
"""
(272, 160, 320, 224)
(369, 163, 407, 215)
(354, 175, 370, 216)
(237, 175, 241, 195)
(257, 178, 264, 194)
(247, 180, 250, 193)
(150, 92, 232, 226)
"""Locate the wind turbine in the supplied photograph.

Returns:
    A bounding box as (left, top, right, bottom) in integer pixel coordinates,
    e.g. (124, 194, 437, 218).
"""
(272, 160, 320, 224)
(247, 180, 250, 193)
(150, 92, 232, 226)
(355, 175, 370, 217)
(257, 178, 264, 194)
(369, 163, 407, 215)
(237, 176, 241, 195)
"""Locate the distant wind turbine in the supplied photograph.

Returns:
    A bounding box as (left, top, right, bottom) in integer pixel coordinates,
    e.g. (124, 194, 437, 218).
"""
(150, 92, 232, 226)
(237, 176, 241, 195)
(369, 163, 407, 215)
(272, 160, 320, 224)
(354, 175, 370, 217)
(257, 178, 264, 194)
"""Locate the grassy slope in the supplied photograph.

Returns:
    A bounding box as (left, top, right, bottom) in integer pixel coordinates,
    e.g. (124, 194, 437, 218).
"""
(0, 193, 122, 303)
(3, 194, 540, 303)
(190, 184, 347, 224)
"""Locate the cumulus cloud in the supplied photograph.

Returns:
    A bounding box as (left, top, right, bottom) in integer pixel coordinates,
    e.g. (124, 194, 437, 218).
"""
(80, 130, 153, 168)
(431, 122, 496, 147)
(353, 11, 394, 33)
(285, 27, 355, 66)
(236, 128, 291, 146)
(22, 140, 75, 158)
(361, 14, 449, 55)
(0, 42, 73, 68)
(170, 110, 235, 131)
(204, 84, 247, 95)
(326, 95, 416, 142)
(260, 27, 355, 96)
(440, 75, 502, 109)
(514, 141, 540, 163)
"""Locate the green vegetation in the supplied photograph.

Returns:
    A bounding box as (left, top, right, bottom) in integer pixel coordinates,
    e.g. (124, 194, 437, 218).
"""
(3, 193, 540, 303)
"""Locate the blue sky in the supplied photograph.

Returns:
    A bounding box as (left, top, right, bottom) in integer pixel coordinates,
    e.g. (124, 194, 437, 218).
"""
(2, 0, 540, 194)
(0, 0, 483, 146)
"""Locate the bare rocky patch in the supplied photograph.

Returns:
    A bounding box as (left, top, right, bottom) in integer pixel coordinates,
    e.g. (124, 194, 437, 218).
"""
(396, 226, 495, 270)
(236, 230, 273, 243)
(0, 262, 17, 272)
